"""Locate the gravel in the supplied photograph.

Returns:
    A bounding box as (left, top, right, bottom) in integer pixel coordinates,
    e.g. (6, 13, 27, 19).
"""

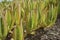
(25, 19, 60, 40)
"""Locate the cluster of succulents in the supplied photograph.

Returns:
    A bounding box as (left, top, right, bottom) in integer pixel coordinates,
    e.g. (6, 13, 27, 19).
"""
(0, 0, 58, 40)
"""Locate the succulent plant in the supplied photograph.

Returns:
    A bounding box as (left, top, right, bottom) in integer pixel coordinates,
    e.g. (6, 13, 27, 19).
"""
(0, 0, 59, 40)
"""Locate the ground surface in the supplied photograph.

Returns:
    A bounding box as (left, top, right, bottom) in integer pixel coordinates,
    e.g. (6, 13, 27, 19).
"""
(25, 19, 60, 40)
